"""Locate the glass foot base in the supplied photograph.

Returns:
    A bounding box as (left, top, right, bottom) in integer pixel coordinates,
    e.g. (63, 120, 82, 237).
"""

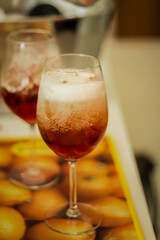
(9, 162, 60, 190)
(45, 203, 102, 235)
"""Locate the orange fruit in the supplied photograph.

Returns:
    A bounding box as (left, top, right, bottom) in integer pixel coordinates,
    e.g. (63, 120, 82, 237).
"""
(0, 206, 26, 240)
(0, 147, 12, 168)
(60, 173, 117, 201)
(11, 155, 59, 167)
(99, 223, 138, 240)
(86, 137, 110, 159)
(0, 170, 8, 179)
(17, 188, 67, 220)
(88, 196, 132, 227)
(76, 174, 116, 201)
(25, 219, 96, 240)
(10, 156, 61, 183)
(0, 179, 31, 206)
(10, 139, 56, 158)
(61, 159, 116, 177)
(110, 174, 125, 198)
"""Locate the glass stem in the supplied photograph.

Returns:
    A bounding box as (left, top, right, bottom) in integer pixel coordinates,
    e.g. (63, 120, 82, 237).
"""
(67, 161, 80, 218)
(28, 123, 39, 174)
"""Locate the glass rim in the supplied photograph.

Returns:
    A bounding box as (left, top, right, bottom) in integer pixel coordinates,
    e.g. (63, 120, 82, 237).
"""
(6, 28, 55, 45)
(45, 53, 101, 72)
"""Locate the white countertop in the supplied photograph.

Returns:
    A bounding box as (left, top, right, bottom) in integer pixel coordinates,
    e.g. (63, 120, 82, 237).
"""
(99, 20, 159, 240)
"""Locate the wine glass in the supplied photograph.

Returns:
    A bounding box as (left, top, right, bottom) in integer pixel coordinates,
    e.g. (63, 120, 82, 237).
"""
(0, 29, 60, 189)
(37, 53, 108, 234)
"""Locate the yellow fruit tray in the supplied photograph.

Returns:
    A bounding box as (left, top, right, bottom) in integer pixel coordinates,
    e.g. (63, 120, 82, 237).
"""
(0, 135, 144, 240)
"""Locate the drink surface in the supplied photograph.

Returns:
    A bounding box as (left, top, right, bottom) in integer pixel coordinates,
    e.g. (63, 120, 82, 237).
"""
(37, 71, 108, 160)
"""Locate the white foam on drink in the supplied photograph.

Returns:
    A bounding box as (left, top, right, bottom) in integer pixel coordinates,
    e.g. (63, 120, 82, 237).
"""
(40, 71, 104, 102)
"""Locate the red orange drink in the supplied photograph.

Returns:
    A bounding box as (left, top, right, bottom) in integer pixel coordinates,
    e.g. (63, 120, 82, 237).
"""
(37, 72, 108, 160)
(0, 29, 60, 188)
(1, 84, 38, 123)
(36, 54, 108, 234)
